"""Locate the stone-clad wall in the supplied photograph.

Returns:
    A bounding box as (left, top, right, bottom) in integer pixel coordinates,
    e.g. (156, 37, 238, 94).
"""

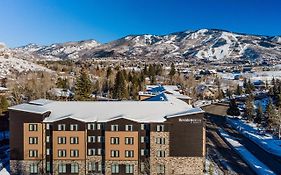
(167, 157, 204, 175)
(105, 160, 138, 175)
(150, 132, 169, 175)
(10, 160, 44, 175)
(86, 156, 103, 174)
(53, 160, 86, 175)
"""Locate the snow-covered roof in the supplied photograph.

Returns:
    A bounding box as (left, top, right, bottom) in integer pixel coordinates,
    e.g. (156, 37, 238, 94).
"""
(9, 96, 203, 123)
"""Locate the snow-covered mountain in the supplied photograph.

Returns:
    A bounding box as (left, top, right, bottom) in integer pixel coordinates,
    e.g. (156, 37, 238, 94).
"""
(14, 39, 100, 60)
(0, 44, 52, 77)
(13, 29, 281, 62)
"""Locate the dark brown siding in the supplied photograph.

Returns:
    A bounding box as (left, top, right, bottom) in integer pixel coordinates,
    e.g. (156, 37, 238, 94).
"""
(167, 113, 205, 157)
(105, 118, 140, 131)
(52, 118, 85, 131)
(9, 110, 45, 160)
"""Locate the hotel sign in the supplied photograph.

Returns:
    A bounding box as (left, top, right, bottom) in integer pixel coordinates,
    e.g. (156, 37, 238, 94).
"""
(178, 118, 202, 124)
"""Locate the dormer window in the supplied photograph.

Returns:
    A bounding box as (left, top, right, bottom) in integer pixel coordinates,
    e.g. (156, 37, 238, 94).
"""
(70, 124, 78, 131)
(125, 125, 133, 131)
(58, 124, 66, 131)
(111, 125, 119, 131)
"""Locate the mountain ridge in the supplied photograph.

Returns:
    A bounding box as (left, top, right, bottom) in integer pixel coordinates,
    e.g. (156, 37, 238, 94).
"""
(11, 29, 281, 62)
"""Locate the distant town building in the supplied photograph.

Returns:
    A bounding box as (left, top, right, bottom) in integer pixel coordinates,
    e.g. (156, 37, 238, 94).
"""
(139, 85, 192, 104)
(9, 97, 205, 175)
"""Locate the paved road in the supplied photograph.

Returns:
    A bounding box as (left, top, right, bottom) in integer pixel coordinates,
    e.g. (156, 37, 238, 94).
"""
(206, 116, 256, 175)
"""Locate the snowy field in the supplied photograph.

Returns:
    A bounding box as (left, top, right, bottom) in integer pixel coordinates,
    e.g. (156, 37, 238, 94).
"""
(219, 128, 276, 175)
(226, 117, 281, 157)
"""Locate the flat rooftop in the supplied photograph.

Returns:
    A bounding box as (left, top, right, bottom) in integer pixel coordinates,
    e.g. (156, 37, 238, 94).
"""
(9, 95, 204, 123)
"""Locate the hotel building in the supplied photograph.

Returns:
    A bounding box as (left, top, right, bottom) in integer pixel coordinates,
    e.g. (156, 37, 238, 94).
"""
(9, 96, 205, 175)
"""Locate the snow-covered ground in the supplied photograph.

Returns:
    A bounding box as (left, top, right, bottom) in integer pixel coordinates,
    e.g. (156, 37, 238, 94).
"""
(0, 168, 9, 175)
(219, 128, 276, 175)
(226, 117, 281, 157)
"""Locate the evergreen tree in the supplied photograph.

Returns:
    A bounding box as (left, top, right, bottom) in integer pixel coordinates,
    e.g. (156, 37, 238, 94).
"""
(169, 63, 176, 78)
(244, 97, 254, 120)
(226, 89, 232, 99)
(0, 96, 9, 115)
(255, 103, 263, 124)
(235, 84, 242, 95)
(56, 77, 69, 89)
(74, 70, 92, 100)
(227, 99, 240, 116)
(112, 70, 128, 99)
(266, 99, 276, 128)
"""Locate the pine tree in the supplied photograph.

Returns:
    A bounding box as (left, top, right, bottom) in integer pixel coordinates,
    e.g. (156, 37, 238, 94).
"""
(244, 97, 254, 121)
(74, 70, 92, 100)
(0, 96, 9, 115)
(56, 77, 69, 89)
(113, 70, 128, 100)
(235, 84, 242, 95)
(227, 99, 240, 116)
(266, 99, 276, 128)
(255, 103, 263, 124)
(169, 63, 176, 78)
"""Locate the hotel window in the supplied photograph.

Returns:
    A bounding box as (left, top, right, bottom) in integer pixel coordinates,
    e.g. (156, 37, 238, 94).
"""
(98, 161, 102, 172)
(125, 164, 134, 174)
(58, 137, 66, 144)
(71, 163, 79, 173)
(111, 124, 119, 131)
(46, 136, 50, 143)
(58, 124, 66, 131)
(111, 150, 119, 158)
(29, 124, 38, 131)
(125, 137, 134, 145)
(111, 137, 119, 144)
(141, 136, 145, 143)
(46, 148, 50, 156)
(88, 148, 96, 156)
(46, 123, 50, 130)
(141, 149, 145, 156)
(88, 162, 96, 172)
(70, 124, 78, 131)
(157, 150, 165, 157)
(156, 137, 166, 144)
(141, 124, 145, 130)
(97, 123, 101, 130)
(88, 123, 95, 130)
(157, 164, 165, 174)
(29, 163, 38, 174)
(29, 150, 38, 158)
(97, 136, 104, 143)
(70, 149, 79, 157)
(58, 163, 66, 173)
(97, 148, 102, 155)
(29, 137, 38, 144)
(70, 137, 79, 144)
(111, 164, 119, 173)
(125, 150, 134, 158)
(46, 162, 50, 172)
(58, 149, 67, 157)
(125, 125, 133, 131)
(140, 162, 145, 172)
(88, 136, 96, 143)
(156, 125, 165, 132)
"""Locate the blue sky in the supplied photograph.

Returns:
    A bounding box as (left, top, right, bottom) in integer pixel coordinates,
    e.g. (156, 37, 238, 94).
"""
(1, 0, 281, 47)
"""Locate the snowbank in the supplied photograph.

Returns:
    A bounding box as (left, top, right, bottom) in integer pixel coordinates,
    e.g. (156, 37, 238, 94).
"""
(226, 117, 281, 157)
(219, 128, 276, 175)
(0, 168, 9, 175)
